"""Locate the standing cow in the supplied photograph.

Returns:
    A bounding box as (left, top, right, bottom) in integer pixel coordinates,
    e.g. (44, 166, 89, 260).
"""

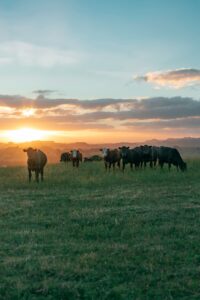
(100, 148, 121, 171)
(60, 152, 71, 164)
(135, 145, 159, 168)
(119, 146, 142, 171)
(23, 147, 47, 182)
(70, 149, 82, 167)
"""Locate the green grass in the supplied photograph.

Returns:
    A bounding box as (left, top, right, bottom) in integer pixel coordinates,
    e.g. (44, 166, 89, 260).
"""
(0, 161, 200, 300)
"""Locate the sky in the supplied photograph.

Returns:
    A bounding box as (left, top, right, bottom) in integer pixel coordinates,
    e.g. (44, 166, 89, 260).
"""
(0, 0, 200, 143)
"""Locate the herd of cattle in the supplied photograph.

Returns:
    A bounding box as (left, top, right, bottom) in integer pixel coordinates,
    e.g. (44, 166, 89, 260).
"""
(23, 145, 187, 182)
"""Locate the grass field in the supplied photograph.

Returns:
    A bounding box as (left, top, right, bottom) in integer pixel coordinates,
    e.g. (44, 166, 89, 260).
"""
(0, 160, 200, 300)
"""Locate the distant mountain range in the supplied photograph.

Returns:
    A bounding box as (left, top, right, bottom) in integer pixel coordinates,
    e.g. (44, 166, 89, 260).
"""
(0, 137, 200, 166)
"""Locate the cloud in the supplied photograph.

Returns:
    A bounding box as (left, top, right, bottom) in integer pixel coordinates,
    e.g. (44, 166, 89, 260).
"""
(0, 95, 200, 136)
(134, 69, 200, 88)
(0, 41, 79, 67)
(33, 90, 58, 96)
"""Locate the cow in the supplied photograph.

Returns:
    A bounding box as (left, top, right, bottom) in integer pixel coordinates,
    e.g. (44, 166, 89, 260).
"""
(158, 146, 187, 171)
(84, 157, 93, 162)
(84, 155, 102, 162)
(119, 146, 142, 171)
(70, 149, 82, 167)
(60, 152, 71, 163)
(99, 148, 121, 171)
(137, 145, 153, 168)
(23, 147, 47, 182)
(90, 155, 102, 161)
(134, 145, 159, 168)
(151, 146, 159, 167)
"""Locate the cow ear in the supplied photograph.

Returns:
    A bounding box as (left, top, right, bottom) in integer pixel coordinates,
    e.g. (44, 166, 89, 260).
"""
(119, 147, 121, 149)
(128, 146, 130, 149)
(99, 148, 102, 151)
(23, 149, 27, 152)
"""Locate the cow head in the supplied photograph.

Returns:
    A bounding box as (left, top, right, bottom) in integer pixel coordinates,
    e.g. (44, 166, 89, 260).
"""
(99, 148, 109, 158)
(141, 145, 152, 155)
(23, 147, 37, 158)
(119, 146, 129, 158)
(71, 149, 78, 158)
(180, 161, 187, 172)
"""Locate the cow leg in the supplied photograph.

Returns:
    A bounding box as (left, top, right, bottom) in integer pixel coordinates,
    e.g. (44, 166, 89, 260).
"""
(122, 162, 125, 172)
(113, 162, 115, 171)
(28, 169, 32, 182)
(109, 162, 112, 171)
(41, 168, 44, 181)
(160, 162, 164, 170)
(168, 163, 171, 171)
(35, 170, 39, 183)
(104, 162, 108, 171)
(117, 160, 120, 169)
(130, 163, 133, 170)
(77, 160, 79, 168)
(150, 160, 153, 168)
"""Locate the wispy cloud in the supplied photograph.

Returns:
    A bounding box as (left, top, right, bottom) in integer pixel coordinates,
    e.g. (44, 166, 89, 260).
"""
(0, 41, 79, 67)
(33, 90, 58, 96)
(134, 69, 200, 88)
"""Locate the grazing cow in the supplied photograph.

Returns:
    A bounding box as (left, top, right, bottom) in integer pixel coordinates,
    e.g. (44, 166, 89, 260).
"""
(70, 149, 82, 167)
(84, 155, 102, 162)
(60, 152, 71, 163)
(23, 147, 47, 182)
(119, 146, 142, 171)
(90, 155, 102, 161)
(84, 157, 93, 162)
(158, 146, 187, 171)
(99, 148, 121, 170)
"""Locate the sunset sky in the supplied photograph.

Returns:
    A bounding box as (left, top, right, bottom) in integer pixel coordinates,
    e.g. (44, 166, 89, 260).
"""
(0, 0, 200, 143)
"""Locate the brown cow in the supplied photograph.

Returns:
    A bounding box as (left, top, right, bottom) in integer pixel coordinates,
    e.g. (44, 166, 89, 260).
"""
(100, 148, 121, 171)
(70, 149, 82, 167)
(23, 147, 47, 182)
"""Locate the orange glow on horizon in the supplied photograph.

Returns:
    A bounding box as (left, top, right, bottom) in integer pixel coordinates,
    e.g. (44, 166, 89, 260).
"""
(5, 128, 54, 143)
(0, 127, 198, 144)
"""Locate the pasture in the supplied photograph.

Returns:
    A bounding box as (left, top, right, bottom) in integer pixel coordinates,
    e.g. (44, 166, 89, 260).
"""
(0, 160, 200, 299)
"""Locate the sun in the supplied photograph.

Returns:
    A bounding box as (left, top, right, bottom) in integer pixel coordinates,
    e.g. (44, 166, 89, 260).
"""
(22, 108, 35, 117)
(6, 128, 48, 143)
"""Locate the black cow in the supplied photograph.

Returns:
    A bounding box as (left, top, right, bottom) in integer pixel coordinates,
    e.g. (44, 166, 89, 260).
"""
(119, 146, 142, 171)
(60, 152, 71, 163)
(23, 147, 47, 182)
(84, 157, 93, 162)
(91, 155, 102, 161)
(135, 145, 159, 168)
(84, 155, 102, 162)
(158, 146, 187, 171)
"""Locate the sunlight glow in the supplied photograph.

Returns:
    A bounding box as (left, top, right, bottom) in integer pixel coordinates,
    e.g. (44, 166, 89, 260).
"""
(22, 108, 36, 117)
(6, 128, 51, 143)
